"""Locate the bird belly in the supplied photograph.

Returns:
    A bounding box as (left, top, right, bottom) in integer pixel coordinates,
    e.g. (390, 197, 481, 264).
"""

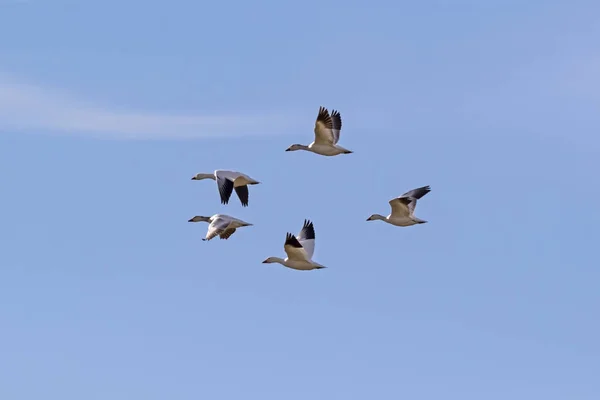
(308, 143, 343, 156)
(285, 260, 316, 270)
(387, 217, 416, 227)
(233, 176, 251, 186)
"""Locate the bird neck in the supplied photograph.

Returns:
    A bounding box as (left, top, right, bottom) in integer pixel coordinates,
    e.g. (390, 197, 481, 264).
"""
(195, 173, 216, 180)
(289, 144, 310, 151)
(190, 216, 211, 223)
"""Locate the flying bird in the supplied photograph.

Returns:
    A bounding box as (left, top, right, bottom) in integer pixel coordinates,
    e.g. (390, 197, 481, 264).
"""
(191, 170, 260, 207)
(285, 106, 353, 156)
(366, 185, 431, 227)
(188, 214, 253, 241)
(262, 219, 326, 270)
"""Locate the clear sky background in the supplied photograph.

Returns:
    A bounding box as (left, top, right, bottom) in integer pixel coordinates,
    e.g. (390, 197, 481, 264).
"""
(1, 1, 599, 399)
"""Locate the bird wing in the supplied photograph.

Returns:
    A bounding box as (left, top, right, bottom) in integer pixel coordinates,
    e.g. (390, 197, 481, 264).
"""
(396, 185, 431, 215)
(400, 185, 431, 200)
(234, 185, 249, 207)
(219, 228, 237, 240)
(283, 232, 310, 261)
(216, 175, 234, 205)
(205, 218, 231, 241)
(330, 109, 342, 144)
(296, 219, 315, 260)
(215, 170, 242, 180)
(388, 197, 412, 217)
(313, 106, 335, 145)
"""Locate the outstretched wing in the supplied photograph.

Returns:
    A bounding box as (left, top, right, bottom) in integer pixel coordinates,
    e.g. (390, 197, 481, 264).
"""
(234, 185, 249, 207)
(219, 228, 237, 240)
(283, 232, 310, 261)
(388, 197, 412, 217)
(330, 109, 342, 144)
(216, 176, 234, 205)
(400, 185, 431, 200)
(204, 218, 230, 241)
(396, 185, 431, 215)
(296, 219, 315, 260)
(313, 106, 335, 145)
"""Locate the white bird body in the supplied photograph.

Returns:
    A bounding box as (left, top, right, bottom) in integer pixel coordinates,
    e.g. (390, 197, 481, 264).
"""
(367, 185, 431, 227)
(286, 106, 353, 157)
(306, 142, 353, 156)
(371, 215, 423, 227)
(191, 169, 260, 207)
(261, 257, 327, 271)
(188, 214, 253, 241)
(262, 220, 326, 271)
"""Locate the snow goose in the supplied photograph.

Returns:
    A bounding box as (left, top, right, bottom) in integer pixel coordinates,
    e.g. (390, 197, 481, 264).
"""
(262, 219, 326, 270)
(285, 106, 353, 156)
(191, 170, 260, 207)
(367, 185, 431, 227)
(188, 214, 253, 241)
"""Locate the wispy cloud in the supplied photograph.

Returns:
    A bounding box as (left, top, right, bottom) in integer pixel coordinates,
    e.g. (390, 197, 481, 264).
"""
(0, 74, 292, 140)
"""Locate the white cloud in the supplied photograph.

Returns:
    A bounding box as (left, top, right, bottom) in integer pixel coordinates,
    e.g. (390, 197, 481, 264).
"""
(0, 74, 293, 140)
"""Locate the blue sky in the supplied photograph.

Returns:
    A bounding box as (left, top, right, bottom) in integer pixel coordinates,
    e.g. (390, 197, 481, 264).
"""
(1, 1, 599, 399)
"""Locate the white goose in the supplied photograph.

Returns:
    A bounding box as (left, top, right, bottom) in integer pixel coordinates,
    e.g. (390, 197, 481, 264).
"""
(191, 170, 260, 207)
(188, 214, 253, 241)
(367, 185, 431, 227)
(285, 106, 353, 156)
(262, 220, 327, 270)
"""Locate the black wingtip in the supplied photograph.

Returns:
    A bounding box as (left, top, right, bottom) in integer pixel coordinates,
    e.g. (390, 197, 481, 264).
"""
(218, 178, 234, 205)
(303, 219, 314, 230)
(285, 232, 303, 248)
(299, 219, 315, 241)
(317, 106, 329, 117)
(234, 185, 250, 208)
(402, 185, 432, 200)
